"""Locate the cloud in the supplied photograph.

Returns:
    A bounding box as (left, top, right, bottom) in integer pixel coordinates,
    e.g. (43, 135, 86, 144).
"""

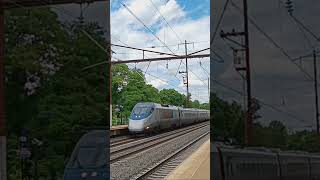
(147, 77, 168, 89)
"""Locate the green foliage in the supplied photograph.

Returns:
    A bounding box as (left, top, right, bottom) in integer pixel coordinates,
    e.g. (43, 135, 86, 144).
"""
(6, 8, 107, 179)
(287, 131, 320, 152)
(252, 121, 288, 148)
(159, 89, 186, 106)
(211, 93, 245, 143)
(211, 93, 320, 152)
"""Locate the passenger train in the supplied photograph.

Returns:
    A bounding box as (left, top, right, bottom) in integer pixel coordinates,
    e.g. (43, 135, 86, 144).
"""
(128, 102, 210, 133)
(212, 142, 320, 180)
(63, 130, 108, 180)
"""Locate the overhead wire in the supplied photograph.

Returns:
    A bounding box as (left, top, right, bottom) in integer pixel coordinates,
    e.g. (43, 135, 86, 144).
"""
(212, 78, 308, 124)
(148, 0, 183, 43)
(119, 0, 210, 89)
(276, 0, 314, 49)
(210, 0, 230, 46)
(229, 0, 315, 82)
(111, 36, 182, 83)
(148, 0, 185, 75)
(126, 63, 207, 101)
(120, 1, 177, 55)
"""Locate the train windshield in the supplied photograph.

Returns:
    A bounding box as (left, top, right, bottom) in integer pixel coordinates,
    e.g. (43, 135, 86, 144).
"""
(132, 107, 152, 115)
(67, 146, 106, 168)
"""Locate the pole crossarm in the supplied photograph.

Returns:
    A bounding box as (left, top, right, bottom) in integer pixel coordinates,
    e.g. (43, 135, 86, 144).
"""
(188, 48, 210, 56)
(111, 54, 209, 64)
(292, 50, 320, 61)
(111, 44, 180, 57)
(220, 31, 245, 37)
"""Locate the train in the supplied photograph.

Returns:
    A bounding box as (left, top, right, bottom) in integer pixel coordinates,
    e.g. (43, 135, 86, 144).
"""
(63, 130, 108, 180)
(212, 142, 320, 180)
(128, 102, 210, 133)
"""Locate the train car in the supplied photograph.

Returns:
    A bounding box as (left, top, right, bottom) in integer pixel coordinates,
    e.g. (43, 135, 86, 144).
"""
(63, 130, 108, 180)
(212, 142, 320, 180)
(197, 109, 210, 122)
(309, 153, 320, 179)
(180, 108, 199, 125)
(278, 151, 310, 180)
(128, 102, 209, 133)
(212, 143, 280, 180)
(128, 102, 179, 132)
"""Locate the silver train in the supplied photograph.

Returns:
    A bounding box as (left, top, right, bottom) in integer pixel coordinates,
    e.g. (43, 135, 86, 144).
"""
(128, 102, 210, 133)
(212, 142, 320, 180)
(64, 130, 108, 180)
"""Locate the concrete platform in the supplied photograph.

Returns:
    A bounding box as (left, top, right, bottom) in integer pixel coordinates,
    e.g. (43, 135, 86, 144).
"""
(110, 125, 128, 136)
(165, 139, 210, 180)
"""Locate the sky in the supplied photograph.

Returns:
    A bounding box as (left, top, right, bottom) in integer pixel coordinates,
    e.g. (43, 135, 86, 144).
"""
(211, 0, 320, 131)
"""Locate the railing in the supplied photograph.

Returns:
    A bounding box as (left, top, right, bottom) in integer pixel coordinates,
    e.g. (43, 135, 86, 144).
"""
(112, 118, 129, 126)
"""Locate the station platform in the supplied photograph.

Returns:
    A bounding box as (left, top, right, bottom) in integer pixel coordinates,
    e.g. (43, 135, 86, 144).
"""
(166, 139, 210, 180)
(110, 125, 128, 136)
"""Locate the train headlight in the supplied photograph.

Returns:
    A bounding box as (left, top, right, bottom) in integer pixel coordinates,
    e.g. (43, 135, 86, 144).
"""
(81, 172, 87, 178)
(146, 126, 150, 130)
(91, 172, 98, 177)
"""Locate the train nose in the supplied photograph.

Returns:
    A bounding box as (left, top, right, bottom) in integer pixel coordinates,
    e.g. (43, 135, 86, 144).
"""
(128, 119, 145, 132)
(64, 169, 108, 180)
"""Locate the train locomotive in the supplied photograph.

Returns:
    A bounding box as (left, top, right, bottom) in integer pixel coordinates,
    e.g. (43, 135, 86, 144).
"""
(212, 142, 320, 180)
(63, 130, 108, 180)
(128, 102, 210, 133)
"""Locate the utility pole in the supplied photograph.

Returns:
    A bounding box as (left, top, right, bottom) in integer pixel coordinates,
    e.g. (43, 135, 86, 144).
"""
(185, 40, 189, 108)
(208, 78, 210, 100)
(313, 49, 319, 134)
(285, 0, 320, 134)
(220, 0, 252, 145)
(179, 40, 193, 108)
(243, 0, 252, 145)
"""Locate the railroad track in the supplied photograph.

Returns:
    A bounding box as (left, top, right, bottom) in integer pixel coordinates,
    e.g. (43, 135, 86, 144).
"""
(111, 122, 208, 152)
(132, 130, 210, 180)
(110, 137, 142, 147)
(111, 121, 208, 148)
(110, 122, 209, 163)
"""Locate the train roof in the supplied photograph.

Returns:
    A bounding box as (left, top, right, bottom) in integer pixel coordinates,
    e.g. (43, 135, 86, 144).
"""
(134, 102, 209, 111)
(75, 130, 107, 147)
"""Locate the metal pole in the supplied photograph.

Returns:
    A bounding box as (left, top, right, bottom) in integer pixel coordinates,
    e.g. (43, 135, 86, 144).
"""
(208, 78, 210, 100)
(243, 0, 252, 145)
(110, 54, 209, 64)
(0, 0, 6, 178)
(313, 49, 319, 134)
(185, 40, 189, 108)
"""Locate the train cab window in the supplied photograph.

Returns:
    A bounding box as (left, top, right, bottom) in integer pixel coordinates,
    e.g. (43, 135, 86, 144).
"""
(131, 106, 154, 118)
(70, 146, 106, 168)
(133, 107, 150, 115)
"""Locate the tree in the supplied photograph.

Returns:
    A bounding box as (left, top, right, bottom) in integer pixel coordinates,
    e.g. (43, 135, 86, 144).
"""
(199, 103, 209, 110)
(210, 93, 245, 143)
(6, 7, 108, 179)
(192, 100, 200, 108)
(159, 89, 186, 107)
(252, 121, 288, 148)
